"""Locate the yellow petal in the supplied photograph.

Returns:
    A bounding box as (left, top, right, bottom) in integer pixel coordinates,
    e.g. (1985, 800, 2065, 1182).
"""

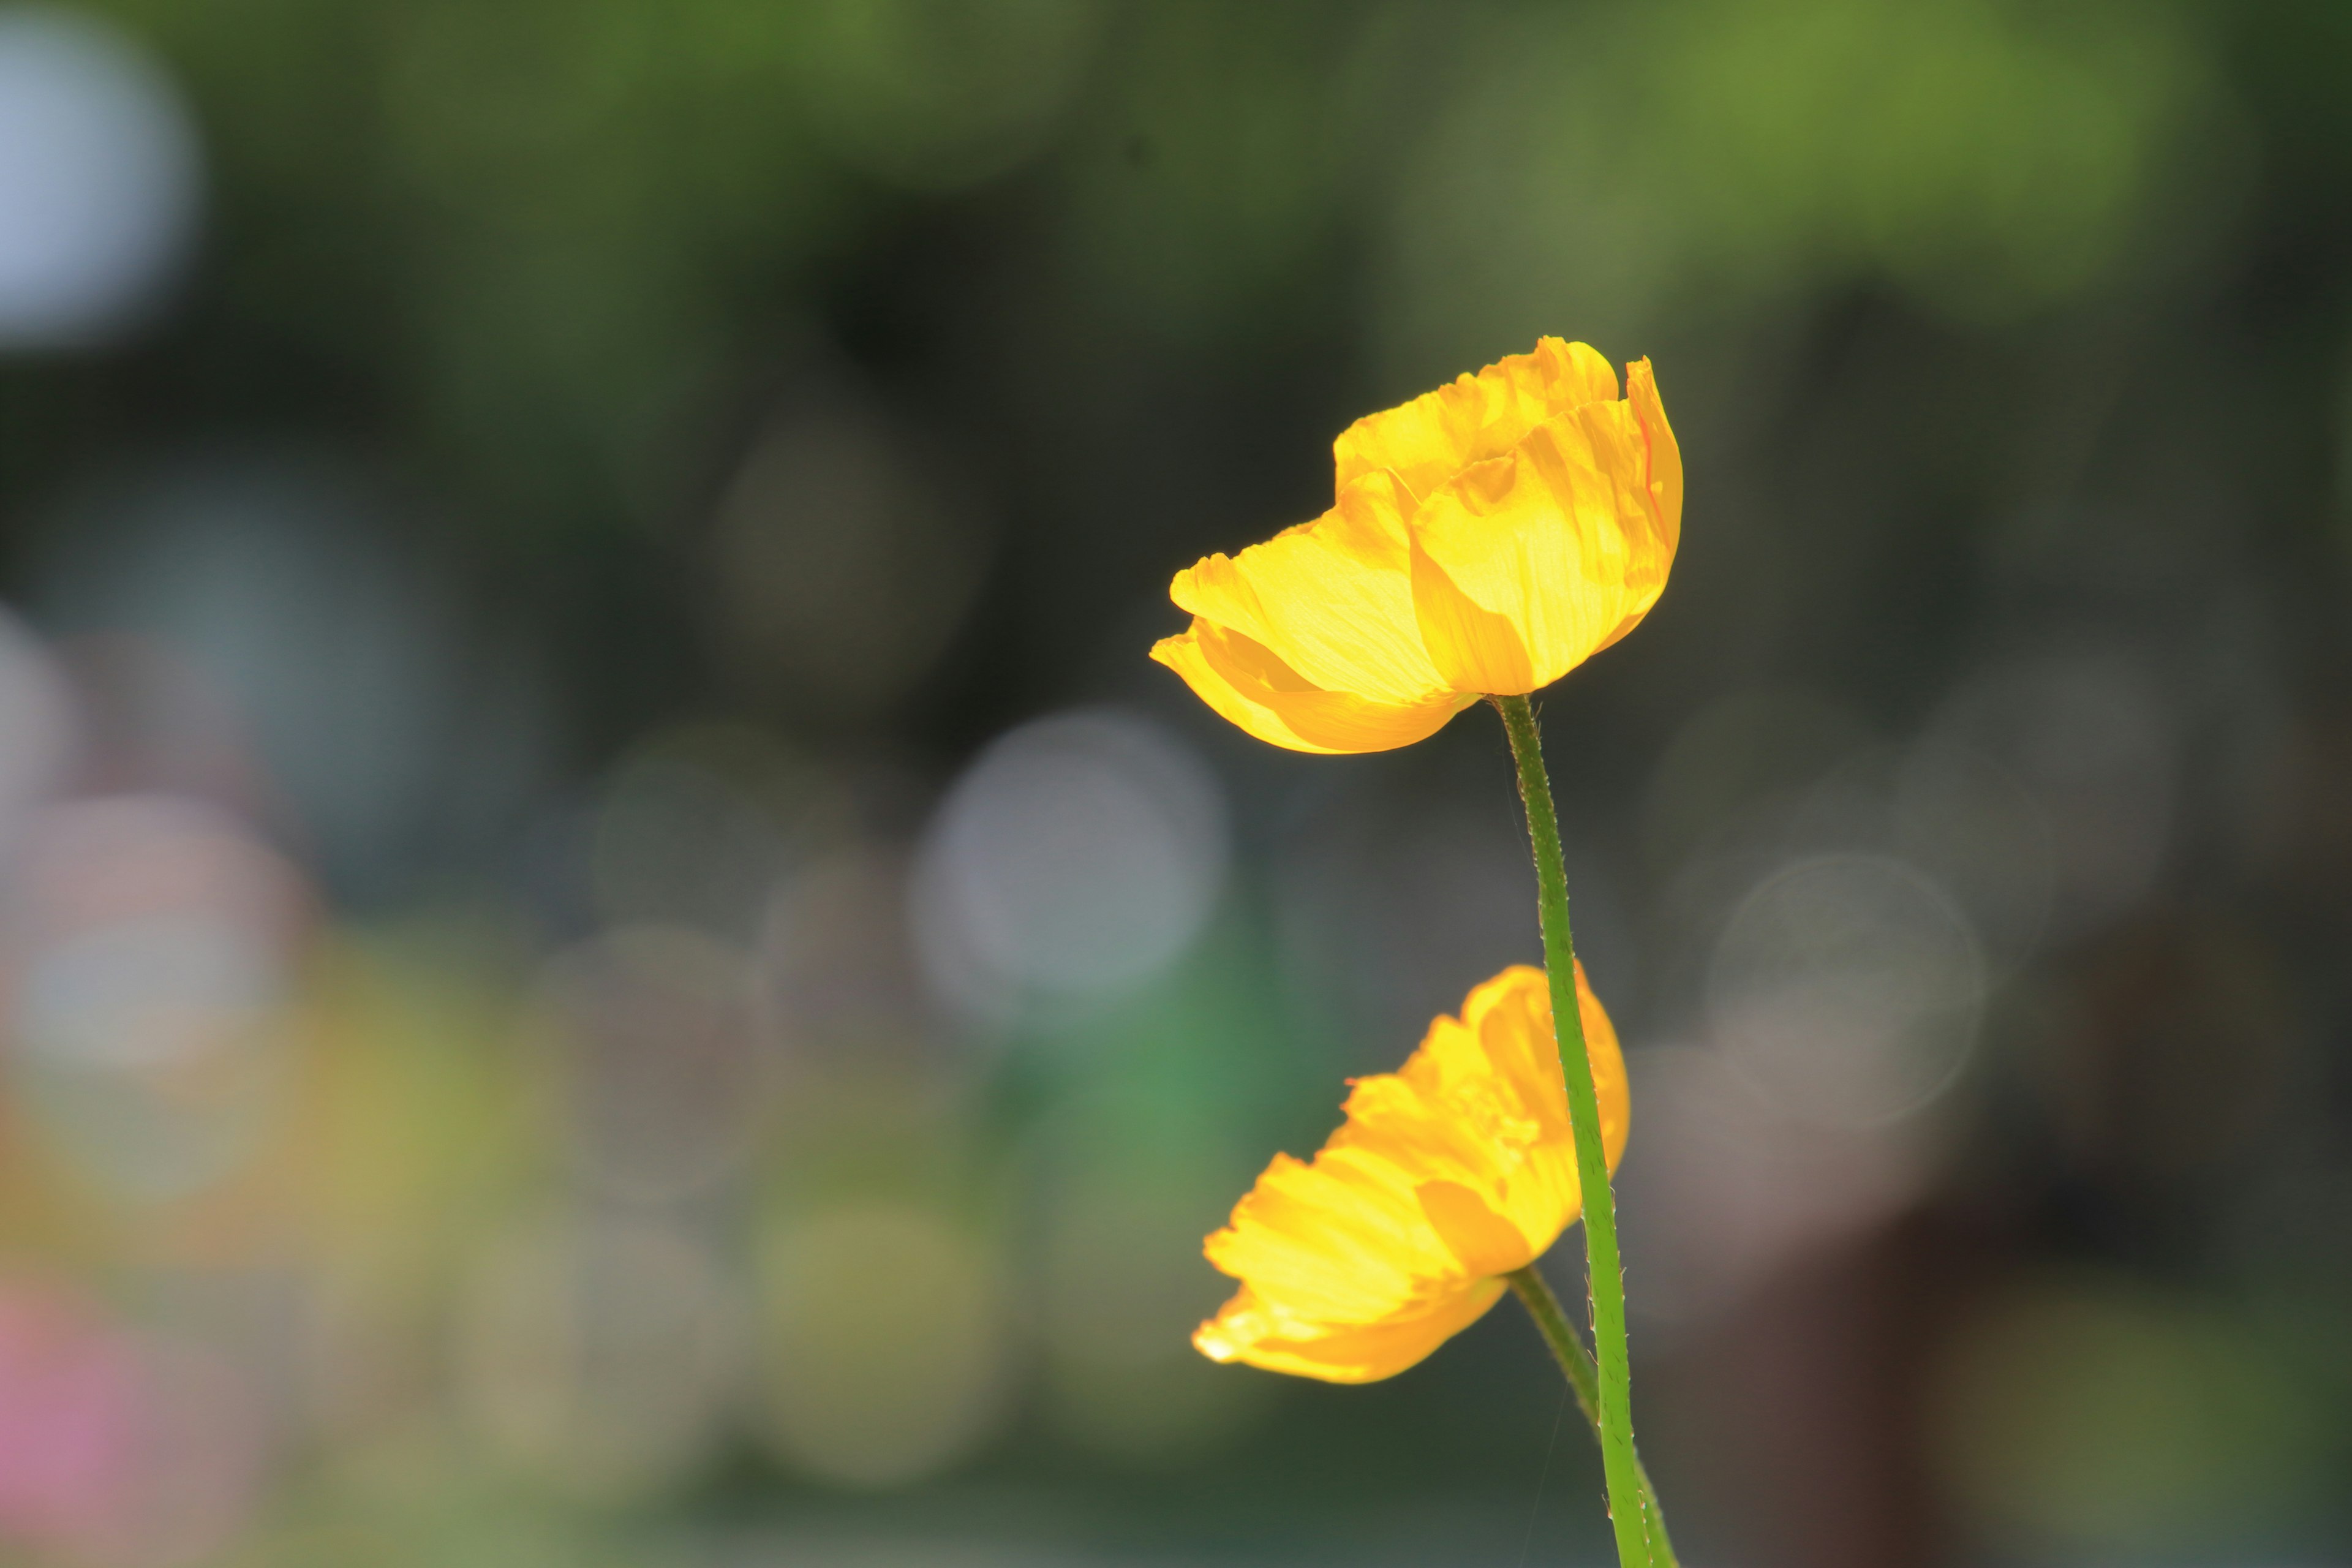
(1446, 963, 1629, 1167)
(1193, 961, 1630, 1382)
(1192, 1277, 1508, 1384)
(1150, 619, 1473, 755)
(1627, 356, 1683, 570)
(1202, 1145, 1462, 1324)
(1450, 963, 1629, 1251)
(1408, 382, 1678, 695)
(1416, 1179, 1539, 1278)
(1333, 337, 1621, 503)
(1368, 963, 1627, 1251)
(1169, 471, 1446, 706)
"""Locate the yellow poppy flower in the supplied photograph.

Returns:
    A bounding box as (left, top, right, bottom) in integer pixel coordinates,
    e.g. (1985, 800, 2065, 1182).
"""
(1194, 962, 1630, 1383)
(1152, 338, 1681, 753)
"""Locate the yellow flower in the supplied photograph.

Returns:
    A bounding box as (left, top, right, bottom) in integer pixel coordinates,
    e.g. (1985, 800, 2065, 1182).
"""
(1152, 338, 1681, 753)
(1194, 963, 1629, 1383)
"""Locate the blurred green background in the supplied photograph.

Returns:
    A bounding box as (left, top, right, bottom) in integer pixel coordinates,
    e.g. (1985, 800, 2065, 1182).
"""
(0, 1, 2348, 1564)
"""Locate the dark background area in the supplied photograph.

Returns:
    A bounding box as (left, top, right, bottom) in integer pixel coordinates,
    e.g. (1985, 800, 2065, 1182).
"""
(0, 2, 2349, 1564)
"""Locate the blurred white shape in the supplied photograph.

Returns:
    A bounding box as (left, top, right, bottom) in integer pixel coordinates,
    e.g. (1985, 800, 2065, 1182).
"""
(6, 796, 298, 1072)
(17, 912, 277, 1072)
(911, 709, 1227, 1023)
(0, 7, 199, 347)
(1706, 853, 1984, 1127)
(758, 1201, 1010, 1488)
(458, 1214, 743, 1500)
(1924, 650, 2175, 940)
(1, 794, 302, 1199)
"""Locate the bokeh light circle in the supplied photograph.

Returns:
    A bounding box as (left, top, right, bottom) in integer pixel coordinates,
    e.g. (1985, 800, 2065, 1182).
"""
(710, 409, 993, 719)
(757, 1201, 1010, 1489)
(537, 926, 767, 1204)
(0, 7, 200, 346)
(458, 1214, 744, 1501)
(911, 708, 1228, 1021)
(1706, 853, 1985, 1127)
(2, 794, 304, 1201)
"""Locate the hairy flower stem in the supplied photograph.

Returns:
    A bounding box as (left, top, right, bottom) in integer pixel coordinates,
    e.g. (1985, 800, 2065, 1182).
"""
(1506, 1265, 1677, 1567)
(1493, 693, 1656, 1568)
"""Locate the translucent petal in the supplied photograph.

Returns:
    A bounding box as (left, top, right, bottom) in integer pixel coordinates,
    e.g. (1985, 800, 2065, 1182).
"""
(1149, 619, 1472, 755)
(1160, 344, 1680, 737)
(1194, 964, 1629, 1382)
(1192, 1278, 1509, 1384)
(1333, 337, 1621, 502)
(1623, 358, 1683, 644)
(1169, 471, 1445, 706)
(1408, 384, 1678, 695)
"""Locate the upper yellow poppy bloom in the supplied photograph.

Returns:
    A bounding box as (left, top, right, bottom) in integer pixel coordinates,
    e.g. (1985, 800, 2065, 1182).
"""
(1152, 339, 1681, 753)
(1194, 962, 1629, 1383)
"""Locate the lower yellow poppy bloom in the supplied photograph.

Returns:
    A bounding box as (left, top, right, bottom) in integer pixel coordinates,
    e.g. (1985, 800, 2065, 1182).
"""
(1194, 963, 1629, 1383)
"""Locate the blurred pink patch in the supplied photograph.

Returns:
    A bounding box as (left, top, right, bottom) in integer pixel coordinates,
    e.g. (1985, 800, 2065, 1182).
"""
(0, 1283, 262, 1566)
(0, 1287, 138, 1544)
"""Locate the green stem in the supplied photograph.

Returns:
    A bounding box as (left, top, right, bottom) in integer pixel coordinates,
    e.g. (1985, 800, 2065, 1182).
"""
(1506, 1266, 1677, 1568)
(1493, 693, 1655, 1568)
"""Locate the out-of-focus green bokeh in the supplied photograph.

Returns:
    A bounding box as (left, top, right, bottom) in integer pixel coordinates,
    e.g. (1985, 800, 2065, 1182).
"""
(0, 2, 2349, 1564)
